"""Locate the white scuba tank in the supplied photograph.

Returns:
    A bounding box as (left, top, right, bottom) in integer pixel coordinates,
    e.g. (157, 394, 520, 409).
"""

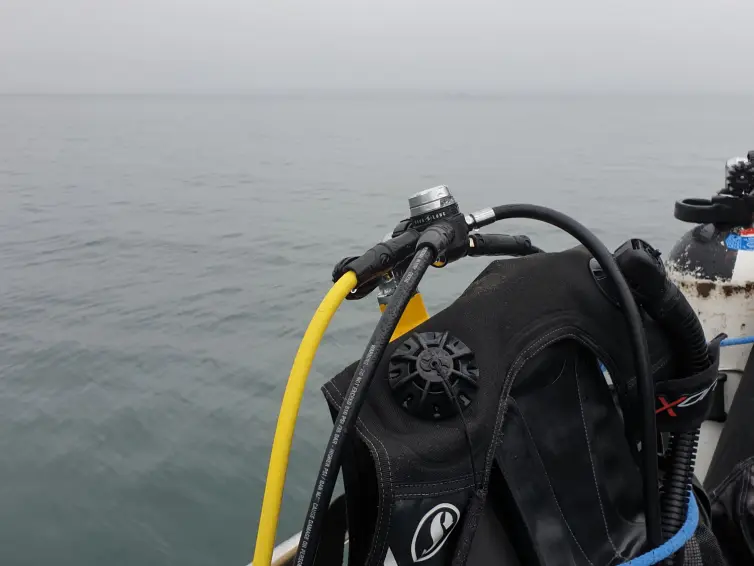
(667, 154, 754, 481)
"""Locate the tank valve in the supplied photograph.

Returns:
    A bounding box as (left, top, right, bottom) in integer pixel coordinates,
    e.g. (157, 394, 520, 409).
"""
(723, 155, 754, 196)
(674, 152, 754, 227)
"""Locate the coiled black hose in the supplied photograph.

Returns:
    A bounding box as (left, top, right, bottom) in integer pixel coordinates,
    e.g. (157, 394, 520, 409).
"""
(655, 291, 706, 564)
(661, 433, 699, 542)
(633, 290, 706, 557)
(655, 296, 706, 565)
(657, 290, 709, 376)
(614, 242, 709, 563)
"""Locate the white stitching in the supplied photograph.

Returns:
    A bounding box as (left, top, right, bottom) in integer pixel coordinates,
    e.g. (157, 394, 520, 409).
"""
(709, 455, 754, 503)
(574, 357, 628, 561)
(326, 326, 625, 565)
(483, 327, 622, 566)
(735, 458, 745, 519)
(743, 471, 749, 522)
(394, 474, 474, 488)
(486, 327, 618, 488)
(322, 384, 386, 563)
(397, 484, 476, 498)
(652, 355, 671, 373)
(744, 472, 749, 521)
(514, 397, 595, 566)
(485, 327, 577, 481)
(362, 427, 393, 565)
(328, 380, 393, 566)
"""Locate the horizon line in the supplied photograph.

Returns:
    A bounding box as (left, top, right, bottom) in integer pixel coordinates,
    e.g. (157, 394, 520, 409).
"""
(2, 88, 754, 97)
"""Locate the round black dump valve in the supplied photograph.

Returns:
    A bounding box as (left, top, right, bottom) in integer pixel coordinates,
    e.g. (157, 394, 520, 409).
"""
(388, 331, 479, 420)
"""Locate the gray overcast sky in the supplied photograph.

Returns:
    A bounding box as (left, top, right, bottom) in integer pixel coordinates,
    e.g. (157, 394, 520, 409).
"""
(2, 0, 753, 93)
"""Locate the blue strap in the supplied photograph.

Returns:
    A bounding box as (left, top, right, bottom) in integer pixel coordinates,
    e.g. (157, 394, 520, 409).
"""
(620, 492, 699, 566)
(721, 335, 754, 347)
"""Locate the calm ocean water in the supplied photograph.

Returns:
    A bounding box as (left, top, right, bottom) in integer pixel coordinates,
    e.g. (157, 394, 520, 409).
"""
(0, 93, 753, 565)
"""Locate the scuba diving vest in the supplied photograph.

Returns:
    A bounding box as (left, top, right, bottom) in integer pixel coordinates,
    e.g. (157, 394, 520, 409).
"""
(316, 246, 690, 566)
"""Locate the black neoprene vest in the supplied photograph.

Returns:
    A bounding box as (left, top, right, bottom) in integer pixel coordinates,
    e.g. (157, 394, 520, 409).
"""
(320, 246, 677, 566)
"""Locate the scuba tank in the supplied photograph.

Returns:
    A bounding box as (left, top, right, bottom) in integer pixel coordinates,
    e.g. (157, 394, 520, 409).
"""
(667, 153, 754, 565)
(668, 153, 754, 373)
(667, 153, 754, 484)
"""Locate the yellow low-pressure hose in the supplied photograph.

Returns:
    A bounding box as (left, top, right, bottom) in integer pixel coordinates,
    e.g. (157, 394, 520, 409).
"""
(252, 271, 357, 566)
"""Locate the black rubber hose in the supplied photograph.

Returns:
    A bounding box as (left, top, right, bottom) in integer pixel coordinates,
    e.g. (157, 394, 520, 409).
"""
(293, 246, 436, 566)
(614, 242, 709, 563)
(645, 287, 708, 377)
(639, 283, 709, 373)
(491, 204, 663, 548)
(645, 287, 707, 563)
(662, 431, 699, 564)
(467, 233, 544, 257)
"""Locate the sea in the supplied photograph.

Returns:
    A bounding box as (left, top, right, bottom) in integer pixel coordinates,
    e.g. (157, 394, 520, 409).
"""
(0, 93, 752, 565)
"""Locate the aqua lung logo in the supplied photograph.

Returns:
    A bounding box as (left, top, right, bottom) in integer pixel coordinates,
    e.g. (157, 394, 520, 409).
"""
(410, 503, 461, 562)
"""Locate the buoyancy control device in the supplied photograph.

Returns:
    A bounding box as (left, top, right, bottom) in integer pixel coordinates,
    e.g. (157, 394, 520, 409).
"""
(252, 187, 736, 566)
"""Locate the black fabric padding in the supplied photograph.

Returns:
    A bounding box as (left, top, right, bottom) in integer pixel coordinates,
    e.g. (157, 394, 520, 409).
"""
(707, 456, 754, 565)
(322, 247, 675, 565)
(324, 388, 379, 566)
(703, 341, 754, 563)
(684, 484, 729, 566)
(450, 489, 486, 566)
(654, 335, 723, 432)
(312, 494, 348, 566)
(705, 348, 754, 491)
(463, 486, 522, 565)
(341, 436, 379, 566)
(497, 341, 647, 566)
(483, 453, 541, 565)
(704, 347, 754, 564)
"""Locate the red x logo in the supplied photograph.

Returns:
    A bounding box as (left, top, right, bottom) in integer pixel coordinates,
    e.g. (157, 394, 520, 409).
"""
(656, 396, 687, 417)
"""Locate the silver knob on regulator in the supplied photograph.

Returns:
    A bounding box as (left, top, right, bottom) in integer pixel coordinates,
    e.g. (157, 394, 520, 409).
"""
(408, 186, 460, 228)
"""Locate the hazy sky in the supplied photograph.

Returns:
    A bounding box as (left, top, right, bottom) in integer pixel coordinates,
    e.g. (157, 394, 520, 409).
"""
(2, 0, 753, 93)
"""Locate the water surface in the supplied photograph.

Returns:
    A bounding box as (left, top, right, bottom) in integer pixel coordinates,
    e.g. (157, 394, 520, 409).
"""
(0, 93, 752, 565)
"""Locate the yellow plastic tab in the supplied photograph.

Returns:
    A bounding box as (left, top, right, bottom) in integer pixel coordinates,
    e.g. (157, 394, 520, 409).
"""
(380, 292, 431, 341)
